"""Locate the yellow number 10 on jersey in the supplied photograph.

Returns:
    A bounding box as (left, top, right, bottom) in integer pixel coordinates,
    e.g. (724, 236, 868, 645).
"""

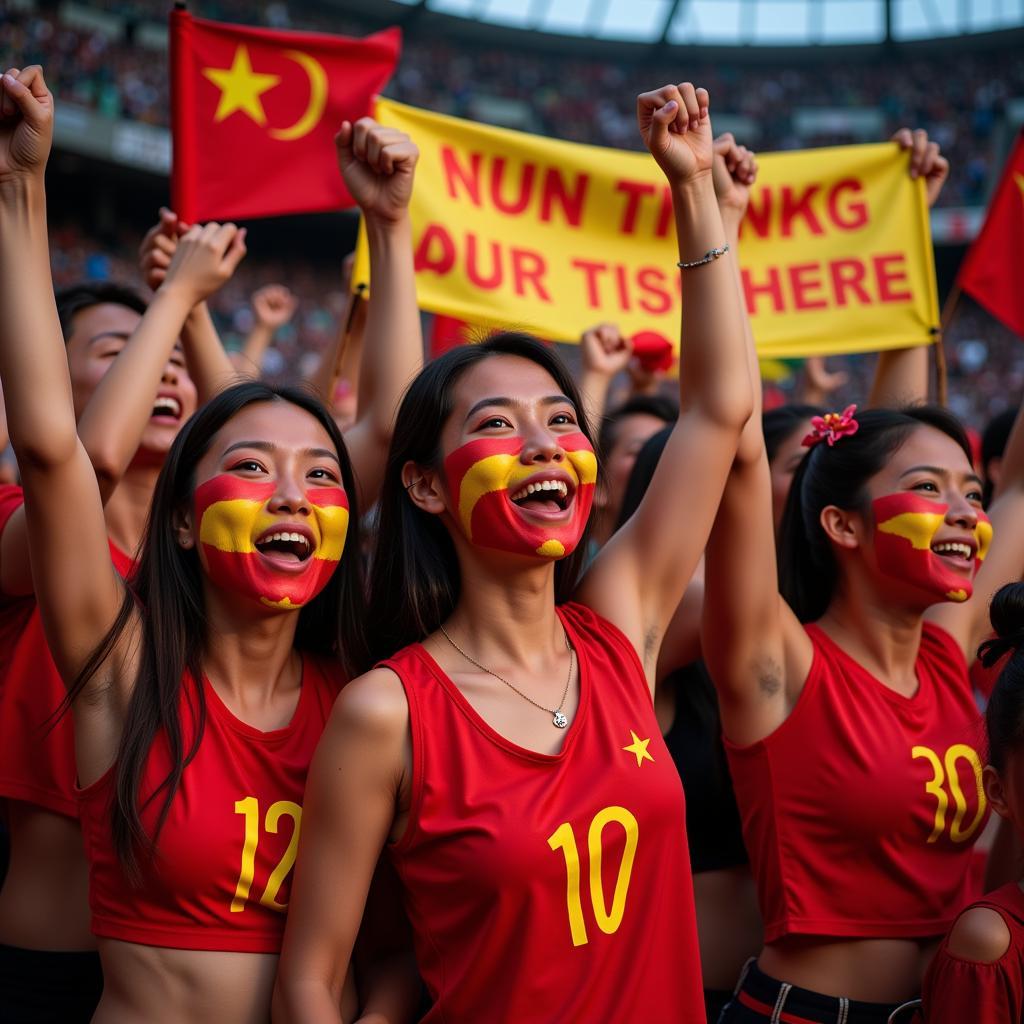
(547, 805, 639, 948)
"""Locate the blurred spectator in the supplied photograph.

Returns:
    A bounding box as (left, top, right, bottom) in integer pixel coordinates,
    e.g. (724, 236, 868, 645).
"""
(3, 2, 1022, 206)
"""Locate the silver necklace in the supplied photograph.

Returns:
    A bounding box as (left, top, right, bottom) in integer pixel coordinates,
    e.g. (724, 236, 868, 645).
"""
(438, 623, 574, 729)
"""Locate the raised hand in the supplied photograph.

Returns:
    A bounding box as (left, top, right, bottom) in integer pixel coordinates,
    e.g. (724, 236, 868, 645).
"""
(712, 132, 758, 224)
(802, 355, 849, 405)
(158, 222, 247, 307)
(891, 127, 949, 208)
(637, 83, 713, 186)
(0, 66, 53, 185)
(335, 118, 419, 224)
(252, 284, 297, 330)
(581, 323, 632, 379)
(139, 207, 191, 290)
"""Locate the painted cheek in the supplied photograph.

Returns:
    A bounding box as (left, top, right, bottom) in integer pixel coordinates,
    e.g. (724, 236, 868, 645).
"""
(872, 493, 974, 603)
(194, 476, 348, 609)
(975, 512, 993, 563)
(445, 433, 597, 559)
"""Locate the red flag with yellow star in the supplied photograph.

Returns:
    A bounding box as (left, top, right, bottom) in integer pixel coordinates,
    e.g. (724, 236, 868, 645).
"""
(956, 130, 1024, 338)
(170, 8, 400, 221)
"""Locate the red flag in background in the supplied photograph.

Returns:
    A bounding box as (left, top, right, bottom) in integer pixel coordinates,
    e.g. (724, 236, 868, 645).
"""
(170, 9, 399, 222)
(956, 131, 1024, 337)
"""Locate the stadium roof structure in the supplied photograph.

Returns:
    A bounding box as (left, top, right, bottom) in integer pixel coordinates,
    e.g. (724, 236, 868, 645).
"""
(333, 0, 1024, 49)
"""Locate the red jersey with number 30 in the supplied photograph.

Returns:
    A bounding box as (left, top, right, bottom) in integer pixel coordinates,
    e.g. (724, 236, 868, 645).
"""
(77, 656, 344, 952)
(380, 601, 704, 1023)
(727, 622, 988, 942)
(0, 484, 134, 818)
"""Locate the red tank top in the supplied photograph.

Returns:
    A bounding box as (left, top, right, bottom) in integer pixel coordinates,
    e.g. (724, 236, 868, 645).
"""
(0, 485, 134, 818)
(922, 882, 1024, 1023)
(381, 601, 705, 1023)
(77, 655, 344, 952)
(727, 622, 988, 942)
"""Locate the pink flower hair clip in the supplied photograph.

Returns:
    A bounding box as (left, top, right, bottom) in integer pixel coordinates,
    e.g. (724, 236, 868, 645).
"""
(802, 404, 860, 449)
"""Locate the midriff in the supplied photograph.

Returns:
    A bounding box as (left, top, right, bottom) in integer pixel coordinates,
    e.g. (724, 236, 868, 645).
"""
(758, 935, 941, 1003)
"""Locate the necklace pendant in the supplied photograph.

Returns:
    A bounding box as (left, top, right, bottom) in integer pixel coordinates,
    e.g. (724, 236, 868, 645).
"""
(553, 711, 568, 729)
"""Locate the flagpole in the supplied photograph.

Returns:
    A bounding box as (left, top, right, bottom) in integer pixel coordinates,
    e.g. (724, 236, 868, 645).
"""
(331, 284, 366, 387)
(933, 283, 960, 407)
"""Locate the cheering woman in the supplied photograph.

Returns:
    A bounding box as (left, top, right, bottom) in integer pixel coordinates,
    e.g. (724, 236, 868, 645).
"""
(0, 67, 418, 1023)
(701, 155, 1024, 1024)
(275, 81, 751, 1023)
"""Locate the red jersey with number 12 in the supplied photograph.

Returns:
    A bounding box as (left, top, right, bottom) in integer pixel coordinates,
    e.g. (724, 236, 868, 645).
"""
(381, 601, 704, 1023)
(77, 656, 344, 952)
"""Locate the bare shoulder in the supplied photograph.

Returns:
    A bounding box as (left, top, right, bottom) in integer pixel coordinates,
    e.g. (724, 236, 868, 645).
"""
(946, 906, 1012, 964)
(329, 667, 410, 742)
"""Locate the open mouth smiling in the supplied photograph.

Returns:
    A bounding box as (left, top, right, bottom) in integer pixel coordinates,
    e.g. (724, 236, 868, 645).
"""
(151, 394, 183, 422)
(508, 475, 575, 516)
(253, 527, 314, 565)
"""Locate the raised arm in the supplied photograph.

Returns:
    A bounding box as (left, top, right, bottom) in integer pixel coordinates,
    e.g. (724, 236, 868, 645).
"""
(698, 133, 813, 746)
(335, 119, 423, 508)
(0, 69, 133, 720)
(231, 283, 297, 377)
(577, 86, 753, 684)
(274, 669, 410, 1024)
(79, 222, 246, 494)
(929, 399, 1024, 658)
(578, 323, 633, 436)
(867, 128, 948, 409)
(139, 207, 241, 402)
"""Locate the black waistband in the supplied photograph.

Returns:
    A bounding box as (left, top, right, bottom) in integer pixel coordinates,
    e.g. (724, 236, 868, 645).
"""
(736, 961, 919, 1024)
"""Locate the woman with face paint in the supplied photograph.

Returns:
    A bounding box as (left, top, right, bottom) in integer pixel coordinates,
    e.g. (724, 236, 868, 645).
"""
(275, 81, 752, 1024)
(0, 68, 419, 1023)
(699, 166, 1024, 1024)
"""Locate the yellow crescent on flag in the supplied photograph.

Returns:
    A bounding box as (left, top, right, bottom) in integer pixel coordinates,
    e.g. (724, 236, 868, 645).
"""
(269, 50, 327, 141)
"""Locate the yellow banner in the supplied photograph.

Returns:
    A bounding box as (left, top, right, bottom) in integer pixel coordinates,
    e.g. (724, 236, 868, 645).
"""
(355, 98, 939, 358)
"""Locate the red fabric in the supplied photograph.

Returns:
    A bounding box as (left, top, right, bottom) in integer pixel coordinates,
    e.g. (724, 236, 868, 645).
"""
(0, 485, 134, 818)
(727, 622, 989, 942)
(77, 656, 343, 952)
(429, 314, 471, 357)
(921, 882, 1024, 1023)
(630, 330, 675, 373)
(957, 130, 1024, 338)
(170, 9, 400, 221)
(971, 643, 1009, 703)
(381, 601, 704, 1023)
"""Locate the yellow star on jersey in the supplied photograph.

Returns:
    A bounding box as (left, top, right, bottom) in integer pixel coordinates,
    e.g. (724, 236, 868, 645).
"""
(1015, 171, 1024, 201)
(203, 46, 281, 126)
(623, 730, 654, 767)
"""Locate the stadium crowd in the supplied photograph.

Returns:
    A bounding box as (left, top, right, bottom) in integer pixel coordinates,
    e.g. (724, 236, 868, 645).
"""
(2, 1, 1022, 206)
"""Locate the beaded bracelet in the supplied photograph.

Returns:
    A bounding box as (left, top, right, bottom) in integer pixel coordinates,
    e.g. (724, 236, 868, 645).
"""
(677, 243, 730, 269)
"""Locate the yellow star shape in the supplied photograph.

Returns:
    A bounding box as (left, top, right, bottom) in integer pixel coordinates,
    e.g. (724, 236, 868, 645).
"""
(1014, 171, 1024, 201)
(203, 46, 281, 126)
(622, 730, 654, 767)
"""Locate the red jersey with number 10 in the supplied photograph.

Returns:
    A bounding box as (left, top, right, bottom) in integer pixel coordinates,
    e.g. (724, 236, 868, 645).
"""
(381, 601, 704, 1023)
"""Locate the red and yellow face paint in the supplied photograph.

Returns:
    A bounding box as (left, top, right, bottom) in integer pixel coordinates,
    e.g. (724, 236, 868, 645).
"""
(194, 475, 349, 610)
(443, 432, 597, 560)
(872, 492, 993, 603)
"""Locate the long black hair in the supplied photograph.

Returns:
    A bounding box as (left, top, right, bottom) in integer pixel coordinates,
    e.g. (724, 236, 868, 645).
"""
(66, 382, 367, 879)
(763, 403, 824, 466)
(981, 583, 1024, 774)
(367, 333, 599, 662)
(778, 405, 972, 623)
